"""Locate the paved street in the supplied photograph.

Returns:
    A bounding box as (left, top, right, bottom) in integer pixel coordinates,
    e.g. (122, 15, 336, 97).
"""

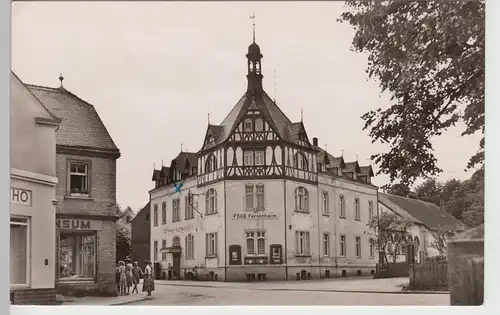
(130, 279, 449, 306)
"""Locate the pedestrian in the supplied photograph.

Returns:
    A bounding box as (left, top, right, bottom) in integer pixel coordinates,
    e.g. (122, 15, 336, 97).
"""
(132, 261, 142, 294)
(167, 263, 173, 280)
(125, 259, 134, 295)
(118, 261, 127, 296)
(142, 260, 153, 299)
(115, 262, 121, 294)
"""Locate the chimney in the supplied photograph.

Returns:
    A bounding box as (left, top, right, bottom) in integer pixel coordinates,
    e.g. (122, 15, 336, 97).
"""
(313, 137, 318, 146)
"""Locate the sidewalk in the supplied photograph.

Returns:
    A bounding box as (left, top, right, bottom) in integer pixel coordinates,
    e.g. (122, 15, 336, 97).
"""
(155, 277, 449, 295)
(57, 293, 148, 306)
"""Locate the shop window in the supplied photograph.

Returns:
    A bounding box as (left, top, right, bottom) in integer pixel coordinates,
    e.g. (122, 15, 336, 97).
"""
(10, 217, 29, 286)
(69, 161, 89, 195)
(59, 233, 96, 281)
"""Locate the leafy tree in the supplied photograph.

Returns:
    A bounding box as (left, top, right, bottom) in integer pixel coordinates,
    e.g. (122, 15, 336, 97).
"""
(116, 205, 134, 261)
(340, 1, 484, 188)
(385, 183, 411, 197)
(414, 178, 443, 206)
(429, 225, 451, 257)
(368, 211, 413, 264)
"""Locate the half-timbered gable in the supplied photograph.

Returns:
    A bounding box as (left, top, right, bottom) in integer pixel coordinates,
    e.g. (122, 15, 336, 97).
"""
(197, 147, 225, 187)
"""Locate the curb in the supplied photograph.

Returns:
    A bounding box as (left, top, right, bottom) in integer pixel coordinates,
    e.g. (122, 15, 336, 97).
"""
(111, 297, 149, 306)
(155, 282, 449, 295)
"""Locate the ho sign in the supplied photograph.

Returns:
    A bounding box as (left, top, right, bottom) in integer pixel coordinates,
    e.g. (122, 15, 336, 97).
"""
(11, 188, 32, 206)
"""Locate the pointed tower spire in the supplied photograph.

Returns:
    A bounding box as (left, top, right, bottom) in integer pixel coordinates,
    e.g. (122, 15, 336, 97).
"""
(246, 12, 263, 92)
(250, 12, 256, 43)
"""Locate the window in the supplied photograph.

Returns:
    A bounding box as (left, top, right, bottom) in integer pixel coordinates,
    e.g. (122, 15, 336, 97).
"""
(244, 119, 253, 132)
(296, 231, 310, 255)
(69, 162, 89, 195)
(339, 195, 345, 218)
(256, 184, 265, 210)
(161, 239, 167, 260)
(205, 155, 217, 173)
(153, 241, 158, 261)
(162, 202, 167, 224)
(255, 151, 265, 165)
(153, 204, 158, 226)
(206, 233, 218, 257)
(355, 236, 362, 258)
(354, 198, 361, 220)
(255, 118, 263, 131)
(322, 191, 329, 215)
(340, 235, 346, 257)
(368, 201, 374, 221)
(245, 185, 254, 209)
(295, 186, 309, 212)
(185, 234, 195, 260)
(172, 198, 181, 222)
(10, 217, 29, 286)
(323, 233, 330, 257)
(244, 151, 254, 166)
(185, 195, 194, 219)
(294, 153, 308, 170)
(59, 233, 96, 280)
(205, 189, 217, 214)
(369, 239, 374, 258)
(246, 231, 266, 255)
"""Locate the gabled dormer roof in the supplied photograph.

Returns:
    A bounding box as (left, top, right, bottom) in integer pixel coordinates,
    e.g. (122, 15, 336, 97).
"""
(359, 165, 375, 177)
(343, 161, 361, 173)
(171, 151, 197, 173)
(151, 169, 161, 181)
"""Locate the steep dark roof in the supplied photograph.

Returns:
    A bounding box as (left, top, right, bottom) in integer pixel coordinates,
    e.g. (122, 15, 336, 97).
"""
(26, 84, 119, 152)
(209, 89, 311, 147)
(171, 151, 197, 173)
(151, 169, 161, 181)
(359, 165, 374, 177)
(380, 193, 465, 232)
(344, 161, 361, 173)
(131, 202, 150, 223)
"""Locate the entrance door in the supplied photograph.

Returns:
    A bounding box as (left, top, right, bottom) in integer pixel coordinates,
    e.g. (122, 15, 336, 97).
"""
(172, 253, 181, 279)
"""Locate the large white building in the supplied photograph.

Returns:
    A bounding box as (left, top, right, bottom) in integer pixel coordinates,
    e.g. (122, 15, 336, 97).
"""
(149, 37, 378, 281)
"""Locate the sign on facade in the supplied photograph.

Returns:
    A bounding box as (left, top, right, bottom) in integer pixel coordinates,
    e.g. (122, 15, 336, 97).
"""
(232, 213, 279, 220)
(11, 188, 32, 206)
(56, 219, 102, 230)
(164, 224, 193, 235)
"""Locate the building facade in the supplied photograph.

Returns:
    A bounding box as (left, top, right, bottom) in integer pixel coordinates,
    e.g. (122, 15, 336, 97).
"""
(149, 39, 378, 281)
(10, 72, 61, 304)
(377, 193, 465, 264)
(131, 202, 151, 265)
(27, 79, 121, 296)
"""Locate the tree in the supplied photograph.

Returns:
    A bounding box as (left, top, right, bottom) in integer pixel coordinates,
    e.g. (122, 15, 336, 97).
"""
(429, 225, 450, 258)
(116, 205, 134, 261)
(340, 1, 484, 188)
(368, 211, 413, 265)
(414, 178, 443, 206)
(385, 183, 411, 197)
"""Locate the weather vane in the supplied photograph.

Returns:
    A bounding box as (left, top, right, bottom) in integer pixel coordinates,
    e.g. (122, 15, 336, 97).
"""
(250, 12, 256, 42)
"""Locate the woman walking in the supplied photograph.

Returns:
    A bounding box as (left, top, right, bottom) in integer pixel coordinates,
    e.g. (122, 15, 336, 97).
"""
(132, 261, 142, 294)
(118, 261, 127, 296)
(115, 262, 121, 294)
(142, 260, 154, 299)
(125, 259, 134, 295)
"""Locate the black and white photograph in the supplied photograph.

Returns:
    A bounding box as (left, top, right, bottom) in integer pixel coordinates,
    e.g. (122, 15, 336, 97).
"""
(8, 0, 488, 309)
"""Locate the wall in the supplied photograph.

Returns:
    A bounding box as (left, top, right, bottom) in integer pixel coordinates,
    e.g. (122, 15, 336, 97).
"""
(55, 153, 117, 216)
(225, 179, 285, 280)
(150, 178, 225, 277)
(11, 178, 56, 290)
(131, 204, 150, 264)
(409, 261, 448, 290)
(10, 75, 57, 177)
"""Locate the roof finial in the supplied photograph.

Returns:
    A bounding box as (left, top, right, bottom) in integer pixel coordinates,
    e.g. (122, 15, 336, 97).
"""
(341, 149, 344, 157)
(181, 142, 183, 152)
(250, 12, 256, 43)
(273, 69, 277, 103)
(58, 73, 64, 88)
(161, 160, 164, 166)
(208, 112, 211, 124)
(300, 108, 303, 122)
(325, 144, 328, 152)
(356, 154, 358, 161)
(153, 162, 156, 169)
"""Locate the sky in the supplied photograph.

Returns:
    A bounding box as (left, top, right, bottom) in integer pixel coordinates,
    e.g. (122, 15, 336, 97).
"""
(11, 2, 482, 212)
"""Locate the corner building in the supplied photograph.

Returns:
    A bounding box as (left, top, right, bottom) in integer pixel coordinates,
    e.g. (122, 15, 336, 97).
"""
(150, 38, 378, 281)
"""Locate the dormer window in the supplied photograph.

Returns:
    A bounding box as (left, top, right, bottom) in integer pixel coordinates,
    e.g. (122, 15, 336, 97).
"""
(244, 119, 253, 132)
(255, 118, 263, 131)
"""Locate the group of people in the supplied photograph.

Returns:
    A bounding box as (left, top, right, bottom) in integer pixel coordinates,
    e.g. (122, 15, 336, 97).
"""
(115, 259, 155, 299)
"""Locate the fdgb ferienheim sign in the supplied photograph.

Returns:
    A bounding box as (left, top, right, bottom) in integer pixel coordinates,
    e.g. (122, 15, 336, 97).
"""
(11, 187, 32, 206)
(232, 213, 279, 220)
